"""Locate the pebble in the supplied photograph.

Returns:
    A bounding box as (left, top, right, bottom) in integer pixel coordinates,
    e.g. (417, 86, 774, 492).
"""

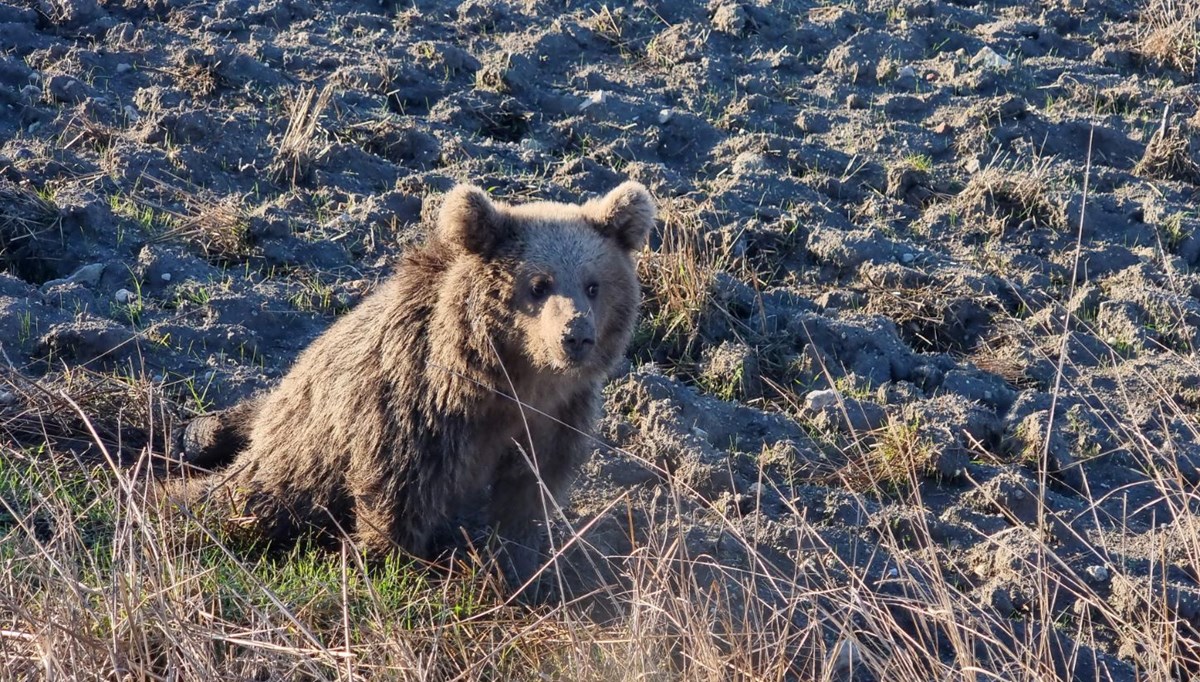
(657, 108, 673, 124)
(114, 288, 136, 304)
(160, 272, 172, 282)
(1086, 565, 1109, 582)
(805, 389, 840, 412)
(900, 252, 916, 264)
(897, 65, 916, 79)
(47, 74, 86, 104)
(971, 46, 1012, 70)
(0, 390, 14, 407)
(116, 63, 132, 74)
(845, 93, 867, 110)
(578, 90, 607, 112)
(40, 263, 105, 292)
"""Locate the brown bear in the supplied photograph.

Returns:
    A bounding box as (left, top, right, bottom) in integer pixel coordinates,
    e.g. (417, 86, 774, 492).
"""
(172, 181, 654, 581)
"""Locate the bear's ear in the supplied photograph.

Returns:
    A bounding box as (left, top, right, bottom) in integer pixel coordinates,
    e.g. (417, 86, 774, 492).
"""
(586, 181, 655, 252)
(436, 184, 509, 255)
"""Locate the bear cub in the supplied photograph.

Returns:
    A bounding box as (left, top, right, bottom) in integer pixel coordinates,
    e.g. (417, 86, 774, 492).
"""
(173, 182, 655, 582)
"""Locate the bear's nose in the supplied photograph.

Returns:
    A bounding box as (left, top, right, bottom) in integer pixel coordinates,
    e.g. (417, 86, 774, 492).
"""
(562, 328, 596, 362)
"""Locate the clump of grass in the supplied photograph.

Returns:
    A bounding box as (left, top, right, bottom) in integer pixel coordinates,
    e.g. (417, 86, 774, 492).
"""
(585, 4, 645, 60)
(839, 415, 935, 493)
(633, 196, 730, 365)
(1, 364, 177, 461)
(1157, 211, 1190, 251)
(1134, 110, 1200, 183)
(287, 273, 342, 313)
(156, 196, 251, 260)
(173, 51, 220, 99)
(1136, 0, 1199, 75)
(474, 52, 518, 94)
(269, 85, 333, 187)
(122, 176, 251, 260)
(0, 182, 61, 277)
(953, 157, 1066, 234)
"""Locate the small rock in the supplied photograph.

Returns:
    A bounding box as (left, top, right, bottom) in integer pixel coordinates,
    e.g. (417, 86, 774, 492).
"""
(47, 74, 87, 104)
(0, 390, 14, 407)
(39, 263, 106, 292)
(160, 272, 171, 282)
(897, 65, 916, 79)
(114, 288, 136, 304)
(845, 93, 867, 110)
(1086, 565, 1109, 582)
(116, 63, 132, 74)
(71, 263, 105, 286)
(900, 252, 916, 264)
(657, 108, 673, 124)
(971, 46, 1012, 70)
(805, 389, 840, 412)
(578, 90, 607, 112)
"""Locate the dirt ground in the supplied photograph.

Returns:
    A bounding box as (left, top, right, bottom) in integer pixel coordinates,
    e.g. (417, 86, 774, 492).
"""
(2, 0, 1200, 678)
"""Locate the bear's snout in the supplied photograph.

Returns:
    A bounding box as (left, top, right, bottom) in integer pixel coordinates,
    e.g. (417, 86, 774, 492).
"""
(562, 318, 596, 362)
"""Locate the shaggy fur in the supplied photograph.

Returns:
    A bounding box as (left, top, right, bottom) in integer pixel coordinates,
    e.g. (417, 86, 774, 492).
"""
(172, 182, 654, 578)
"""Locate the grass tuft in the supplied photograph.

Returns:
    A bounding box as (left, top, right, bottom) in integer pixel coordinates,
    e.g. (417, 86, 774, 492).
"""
(269, 85, 334, 187)
(1136, 0, 1199, 74)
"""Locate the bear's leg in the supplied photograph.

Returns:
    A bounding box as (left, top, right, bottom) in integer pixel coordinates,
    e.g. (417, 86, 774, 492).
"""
(351, 491, 403, 556)
(351, 490, 442, 559)
(181, 396, 263, 469)
(489, 403, 593, 591)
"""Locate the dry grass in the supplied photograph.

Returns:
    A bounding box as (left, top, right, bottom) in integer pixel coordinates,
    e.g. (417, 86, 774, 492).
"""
(1134, 109, 1200, 183)
(115, 175, 252, 260)
(1137, 0, 1200, 74)
(5, 336, 1200, 679)
(153, 195, 251, 260)
(633, 196, 732, 364)
(835, 415, 933, 493)
(0, 183, 59, 253)
(953, 157, 1066, 235)
(269, 85, 334, 187)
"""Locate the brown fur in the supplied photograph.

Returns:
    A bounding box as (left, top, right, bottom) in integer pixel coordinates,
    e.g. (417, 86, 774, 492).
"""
(171, 182, 654, 577)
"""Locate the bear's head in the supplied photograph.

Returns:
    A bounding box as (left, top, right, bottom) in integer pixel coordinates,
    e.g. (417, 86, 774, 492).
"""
(436, 181, 655, 377)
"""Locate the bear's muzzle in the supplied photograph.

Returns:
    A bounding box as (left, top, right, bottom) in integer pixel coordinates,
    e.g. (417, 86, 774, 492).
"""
(562, 318, 596, 363)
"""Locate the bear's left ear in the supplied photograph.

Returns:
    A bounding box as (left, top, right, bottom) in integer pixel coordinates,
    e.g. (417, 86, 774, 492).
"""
(586, 181, 655, 252)
(436, 184, 511, 256)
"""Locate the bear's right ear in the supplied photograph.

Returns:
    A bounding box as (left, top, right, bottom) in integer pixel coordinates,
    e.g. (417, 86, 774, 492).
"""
(436, 184, 509, 256)
(586, 181, 656, 252)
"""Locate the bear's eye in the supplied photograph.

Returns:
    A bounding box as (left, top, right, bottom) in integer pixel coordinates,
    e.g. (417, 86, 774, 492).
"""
(586, 282, 599, 299)
(530, 278, 551, 300)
